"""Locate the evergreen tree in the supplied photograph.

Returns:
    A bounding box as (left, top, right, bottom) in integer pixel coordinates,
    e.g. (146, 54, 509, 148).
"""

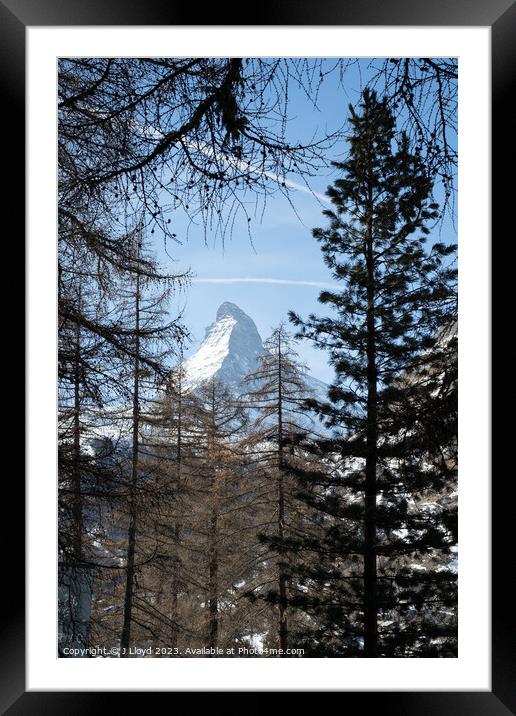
(58, 238, 150, 653)
(187, 379, 249, 651)
(151, 361, 203, 650)
(290, 89, 457, 657)
(116, 231, 187, 656)
(241, 324, 316, 654)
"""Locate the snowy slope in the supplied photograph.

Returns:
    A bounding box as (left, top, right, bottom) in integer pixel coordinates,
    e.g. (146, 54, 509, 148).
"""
(183, 302, 328, 404)
(183, 302, 265, 390)
(183, 311, 237, 388)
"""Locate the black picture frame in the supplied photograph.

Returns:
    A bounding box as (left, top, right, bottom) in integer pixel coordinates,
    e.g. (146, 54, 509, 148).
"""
(7, 0, 512, 711)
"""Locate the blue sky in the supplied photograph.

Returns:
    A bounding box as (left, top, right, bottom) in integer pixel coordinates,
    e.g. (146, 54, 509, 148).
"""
(150, 59, 456, 384)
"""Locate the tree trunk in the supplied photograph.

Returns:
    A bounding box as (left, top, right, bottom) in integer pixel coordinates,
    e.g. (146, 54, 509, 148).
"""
(120, 266, 141, 656)
(170, 373, 183, 649)
(207, 386, 219, 652)
(277, 334, 288, 654)
(207, 500, 219, 651)
(72, 317, 83, 562)
(67, 309, 91, 650)
(363, 194, 378, 657)
(170, 523, 180, 650)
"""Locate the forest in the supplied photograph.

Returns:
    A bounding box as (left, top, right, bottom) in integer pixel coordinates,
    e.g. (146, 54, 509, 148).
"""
(58, 57, 458, 658)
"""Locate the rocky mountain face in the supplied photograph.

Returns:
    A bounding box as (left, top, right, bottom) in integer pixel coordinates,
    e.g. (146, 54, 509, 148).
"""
(182, 301, 327, 403)
(183, 302, 265, 391)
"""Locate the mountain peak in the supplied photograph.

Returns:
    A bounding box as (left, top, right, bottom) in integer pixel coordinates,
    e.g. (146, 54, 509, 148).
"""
(215, 301, 256, 327)
(216, 301, 244, 320)
(183, 302, 264, 390)
(183, 303, 328, 414)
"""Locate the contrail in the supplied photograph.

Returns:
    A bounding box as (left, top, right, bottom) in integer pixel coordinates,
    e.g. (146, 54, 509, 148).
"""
(186, 141, 332, 207)
(193, 277, 338, 289)
(258, 167, 331, 206)
(136, 123, 333, 206)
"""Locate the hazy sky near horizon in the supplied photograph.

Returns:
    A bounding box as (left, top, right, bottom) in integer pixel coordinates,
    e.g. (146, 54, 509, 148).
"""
(150, 59, 457, 384)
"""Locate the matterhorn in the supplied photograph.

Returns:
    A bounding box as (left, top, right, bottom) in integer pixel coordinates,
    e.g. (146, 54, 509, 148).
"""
(182, 301, 327, 402)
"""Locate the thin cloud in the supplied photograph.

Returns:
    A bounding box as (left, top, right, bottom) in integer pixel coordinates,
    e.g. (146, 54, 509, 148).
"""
(193, 277, 338, 289)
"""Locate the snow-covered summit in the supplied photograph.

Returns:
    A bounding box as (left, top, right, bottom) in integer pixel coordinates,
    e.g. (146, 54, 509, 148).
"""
(183, 301, 329, 402)
(182, 302, 331, 435)
(183, 302, 265, 391)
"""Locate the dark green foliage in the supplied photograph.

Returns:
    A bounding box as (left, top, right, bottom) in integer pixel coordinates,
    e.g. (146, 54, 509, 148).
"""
(288, 90, 458, 657)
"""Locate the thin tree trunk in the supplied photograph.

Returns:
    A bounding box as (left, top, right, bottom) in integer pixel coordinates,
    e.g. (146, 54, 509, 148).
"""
(170, 522, 180, 649)
(207, 386, 219, 651)
(363, 189, 378, 657)
(170, 372, 182, 649)
(277, 334, 288, 654)
(69, 309, 91, 648)
(72, 316, 83, 563)
(120, 265, 141, 656)
(207, 498, 219, 650)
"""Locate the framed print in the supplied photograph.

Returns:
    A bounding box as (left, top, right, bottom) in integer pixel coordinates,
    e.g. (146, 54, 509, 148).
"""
(5, 0, 513, 710)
